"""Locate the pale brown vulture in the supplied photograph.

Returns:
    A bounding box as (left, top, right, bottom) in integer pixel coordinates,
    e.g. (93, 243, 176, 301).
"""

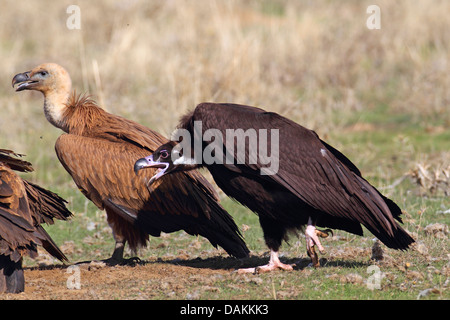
(135, 103, 415, 272)
(12, 63, 249, 265)
(0, 149, 71, 293)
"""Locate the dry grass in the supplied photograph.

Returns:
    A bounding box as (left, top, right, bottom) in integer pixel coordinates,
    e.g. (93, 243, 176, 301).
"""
(407, 153, 450, 196)
(1, 1, 449, 136)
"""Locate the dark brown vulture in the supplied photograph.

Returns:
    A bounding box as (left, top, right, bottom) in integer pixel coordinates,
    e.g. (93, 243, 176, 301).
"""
(0, 149, 71, 293)
(135, 103, 415, 273)
(12, 63, 249, 264)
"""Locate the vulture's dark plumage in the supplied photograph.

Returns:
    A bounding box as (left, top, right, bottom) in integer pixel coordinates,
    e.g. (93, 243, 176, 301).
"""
(0, 149, 71, 293)
(12, 64, 249, 264)
(135, 103, 415, 272)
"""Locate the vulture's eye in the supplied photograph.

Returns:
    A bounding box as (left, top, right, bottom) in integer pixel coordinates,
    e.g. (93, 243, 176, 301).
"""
(160, 150, 169, 159)
(39, 71, 48, 77)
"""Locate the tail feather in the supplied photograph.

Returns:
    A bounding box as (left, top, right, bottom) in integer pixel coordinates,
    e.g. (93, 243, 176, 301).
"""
(35, 225, 69, 262)
(323, 139, 414, 250)
(354, 176, 415, 250)
(368, 224, 415, 250)
(24, 180, 73, 224)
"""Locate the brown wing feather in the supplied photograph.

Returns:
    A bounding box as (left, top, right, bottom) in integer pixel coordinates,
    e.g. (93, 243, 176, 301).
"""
(55, 128, 248, 256)
(55, 133, 222, 222)
(55, 97, 248, 257)
(0, 153, 70, 263)
(0, 165, 40, 262)
(23, 180, 72, 224)
(0, 149, 33, 173)
(56, 134, 159, 210)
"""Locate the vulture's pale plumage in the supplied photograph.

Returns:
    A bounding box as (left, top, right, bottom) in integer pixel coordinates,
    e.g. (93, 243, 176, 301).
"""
(0, 149, 71, 293)
(12, 64, 249, 264)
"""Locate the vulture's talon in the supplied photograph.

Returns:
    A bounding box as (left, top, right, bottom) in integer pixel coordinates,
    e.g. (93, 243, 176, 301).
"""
(316, 228, 333, 238)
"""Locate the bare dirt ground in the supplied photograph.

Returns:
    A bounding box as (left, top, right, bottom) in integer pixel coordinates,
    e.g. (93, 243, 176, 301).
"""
(1, 255, 284, 300)
(1, 232, 448, 300)
(2, 259, 231, 300)
(4, 244, 446, 300)
(0, 254, 336, 300)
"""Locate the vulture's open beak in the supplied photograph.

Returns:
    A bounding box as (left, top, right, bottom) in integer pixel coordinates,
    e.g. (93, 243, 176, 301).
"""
(134, 155, 170, 185)
(12, 71, 36, 91)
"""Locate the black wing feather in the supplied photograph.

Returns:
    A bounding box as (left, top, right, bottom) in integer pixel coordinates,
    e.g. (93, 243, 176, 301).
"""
(188, 103, 414, 249)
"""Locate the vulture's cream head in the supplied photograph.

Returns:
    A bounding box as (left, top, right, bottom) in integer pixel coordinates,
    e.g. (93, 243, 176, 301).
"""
(12, 63, 71, 95)
(12, 63, 72, 128)
(12, 63, 72, 129)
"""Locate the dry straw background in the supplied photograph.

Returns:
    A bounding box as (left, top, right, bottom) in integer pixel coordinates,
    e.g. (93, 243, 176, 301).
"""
(1, 0, 449, 134)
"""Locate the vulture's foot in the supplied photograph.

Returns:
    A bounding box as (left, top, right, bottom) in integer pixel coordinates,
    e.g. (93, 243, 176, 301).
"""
(305, 225, 328, 253)
(305, 225, 332, 268)
(236, 250, 293, 274)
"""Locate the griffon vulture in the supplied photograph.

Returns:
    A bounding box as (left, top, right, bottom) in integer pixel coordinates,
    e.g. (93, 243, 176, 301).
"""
(135, 103, 415, 272)
(0, 149, 71, 293)
(12, 64, 249, 264)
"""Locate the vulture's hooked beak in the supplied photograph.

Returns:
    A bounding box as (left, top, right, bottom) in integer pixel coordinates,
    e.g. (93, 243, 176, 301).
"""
(134, 155, 170, 185)
(12, 71, 35, 91)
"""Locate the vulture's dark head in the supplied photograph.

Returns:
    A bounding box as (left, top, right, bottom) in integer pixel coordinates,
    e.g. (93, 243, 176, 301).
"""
(134, 141, 197, 185)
